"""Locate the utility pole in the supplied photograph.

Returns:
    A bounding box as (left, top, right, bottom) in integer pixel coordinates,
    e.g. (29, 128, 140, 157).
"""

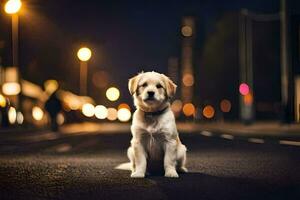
(239, 9, 254, 124)
(280, 0, 292, 123)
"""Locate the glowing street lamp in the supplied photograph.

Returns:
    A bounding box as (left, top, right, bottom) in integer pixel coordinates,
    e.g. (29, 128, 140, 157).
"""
(4, 0, 22, 14)
(77, 47, 92, 96)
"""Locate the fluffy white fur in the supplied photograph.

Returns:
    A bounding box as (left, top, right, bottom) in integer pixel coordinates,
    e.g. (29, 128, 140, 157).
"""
(126, 71, 188, 178)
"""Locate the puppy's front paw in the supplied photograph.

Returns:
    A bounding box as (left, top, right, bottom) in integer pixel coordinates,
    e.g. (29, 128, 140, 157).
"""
(165, 169, 179, 178)
(131, 171, 145, 178)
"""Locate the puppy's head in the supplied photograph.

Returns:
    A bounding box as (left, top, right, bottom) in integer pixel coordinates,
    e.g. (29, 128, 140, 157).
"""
(128, 71, 177, 112)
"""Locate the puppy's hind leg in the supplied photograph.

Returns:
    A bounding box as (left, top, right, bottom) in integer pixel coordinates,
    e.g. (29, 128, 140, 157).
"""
(177, 144, 188, 173)
(127, 146, 135, 173)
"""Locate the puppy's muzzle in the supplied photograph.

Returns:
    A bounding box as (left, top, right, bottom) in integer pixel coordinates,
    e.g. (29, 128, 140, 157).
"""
(145, 91, 156, 101)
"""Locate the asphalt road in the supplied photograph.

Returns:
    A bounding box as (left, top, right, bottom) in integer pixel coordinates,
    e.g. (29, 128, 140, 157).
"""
(0, 128, 300, 200)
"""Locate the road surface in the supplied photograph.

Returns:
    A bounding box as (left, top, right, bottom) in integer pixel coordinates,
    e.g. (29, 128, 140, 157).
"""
(0, 126, 300, 200)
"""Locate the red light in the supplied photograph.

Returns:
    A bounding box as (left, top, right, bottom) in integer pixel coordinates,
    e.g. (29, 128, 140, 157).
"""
(239, 83, 250, 96)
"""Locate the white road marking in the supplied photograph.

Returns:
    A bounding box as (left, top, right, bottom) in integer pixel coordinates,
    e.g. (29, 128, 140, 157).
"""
(220, 134, 234, 140)
(279, 140, 300, 147)
(248, 138, 264, 144)
(200, 131, 213, 137)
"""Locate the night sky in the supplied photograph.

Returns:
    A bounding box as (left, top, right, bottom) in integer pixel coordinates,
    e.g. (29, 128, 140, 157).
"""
(0, 0, 299, 114)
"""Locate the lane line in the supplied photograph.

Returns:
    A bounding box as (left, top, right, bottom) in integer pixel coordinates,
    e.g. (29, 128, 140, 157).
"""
(248, 138, 264, 144)
(200, 131, 213, 137)
(220, 134, 234, 140)
(279, 140, 300, 147)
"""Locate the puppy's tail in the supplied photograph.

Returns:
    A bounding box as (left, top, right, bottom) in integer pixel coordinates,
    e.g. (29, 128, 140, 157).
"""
(115, 162, 131, 171)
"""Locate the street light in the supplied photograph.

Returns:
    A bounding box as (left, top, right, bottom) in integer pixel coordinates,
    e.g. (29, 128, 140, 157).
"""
(4, 0, 22, 67)
(4, 0, 21, 14)
(4, 0, 22, 110)
(77, 47, 92, 96)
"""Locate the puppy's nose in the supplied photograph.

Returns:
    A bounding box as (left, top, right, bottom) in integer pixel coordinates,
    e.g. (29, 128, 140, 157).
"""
(147, 91, 155, 97)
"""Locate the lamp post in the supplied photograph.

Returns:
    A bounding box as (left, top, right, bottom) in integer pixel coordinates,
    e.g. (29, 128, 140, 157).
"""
(77, 47, 92, 96)
(4, 0, 21, 67)
(4, 0, 22, 110)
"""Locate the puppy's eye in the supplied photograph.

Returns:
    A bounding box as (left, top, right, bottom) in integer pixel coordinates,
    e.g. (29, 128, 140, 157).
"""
(141, 82, 148, 87)
(156, 84, 163, 89)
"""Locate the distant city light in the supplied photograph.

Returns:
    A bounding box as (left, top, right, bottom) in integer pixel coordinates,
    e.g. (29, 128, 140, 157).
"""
(8, 106, 17, 124)
(203, 105, 215, 119)
(32, 106, 44, 121)
(0, 94, 6, 107)
(82, 103, 95, 117)
(16, 111, 24, 124)
(77, 47, 92, 62)
(171, 100, 183, 113)
(94, 105, 108, 119)
(181, 25, 193, 37)
(182, 103, 195, 117)
(117, 108, 131, 122)
(2, 82, 21, 96)
(118, 103, 130, 111)
(44, 80, 59, 94)
(220, 99, 232, 113)
(107, 108, 118, 121)
(106, 87, 120, 102)
(182, 73, 194, 87)
(56, 112, 65, 125)
(244, 93, 253, 105)
(239, 83, 250, 96)
(4, 0, 22, 14)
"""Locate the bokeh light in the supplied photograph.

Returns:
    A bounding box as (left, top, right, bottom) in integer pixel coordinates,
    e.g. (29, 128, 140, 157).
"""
(106, 87, 120, 102)
(220, 99, 232, 113)
(171, 100, 183, 113)
(77, 47, 92, 62)
(4, 0, 22, 14)
(8, 107, 16, 124)
(182, 73, 194, 87)
(117, 108, 131, 122)
(0, 94, 6, 107)
(239, 83, 250, 96)
(203, 105, 215, 119)
(44, 80, 59, 94)
(181, 25, 193, 37)
(2, 82, 21, 96)
(92, 71, 109, 89)
(107, 108, 118, 121)
(94, 105, 108, 119)
(182, 103, 195, 117)
(32, 106, 44, 121)
(118, 103, 130, 111)
(244, 93, 253, 105)
(82, 103, 95, 117)
(16, 111, 24, 124)
(56, 112, 65, 125)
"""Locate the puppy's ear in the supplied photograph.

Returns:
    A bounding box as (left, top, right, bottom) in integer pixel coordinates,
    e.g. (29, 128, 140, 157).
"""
(128, 73, 142, 95)
(161, 74, 177, 98)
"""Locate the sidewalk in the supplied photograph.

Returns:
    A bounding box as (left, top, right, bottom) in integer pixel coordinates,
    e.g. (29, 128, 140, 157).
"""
(177, 121, 300, 137)
(1, 121, 300, 141)
(61, 121, 300, 138)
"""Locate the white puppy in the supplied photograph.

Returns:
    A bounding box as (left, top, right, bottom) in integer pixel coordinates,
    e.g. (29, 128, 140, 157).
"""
(127, 71, 187, 178)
